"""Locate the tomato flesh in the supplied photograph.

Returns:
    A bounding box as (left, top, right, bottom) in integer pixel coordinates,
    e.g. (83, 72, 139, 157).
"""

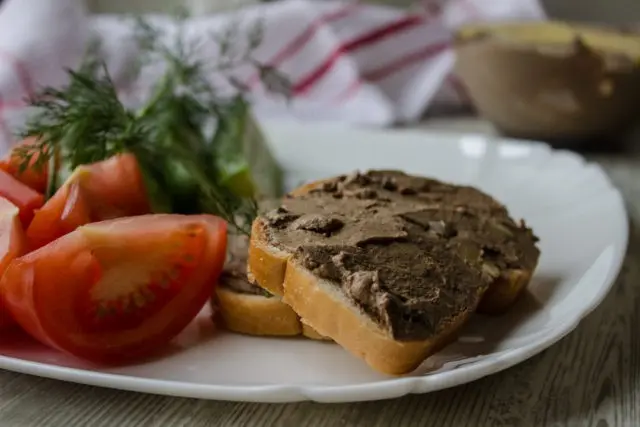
(0, 169, 44, 227)
(76, 222, 207, 333)
(1, 214, 227, 362)
(25, 173, 92, 250)
(0, 197, 27, 328)
(0, 137, 50, 193)
(26, 154, 150, 250)
(73, 153, 150, 219)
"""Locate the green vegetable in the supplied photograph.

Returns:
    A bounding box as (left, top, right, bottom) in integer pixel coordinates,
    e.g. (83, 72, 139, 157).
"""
(211, 96, 282, 200)
(16, 14, 289, 236)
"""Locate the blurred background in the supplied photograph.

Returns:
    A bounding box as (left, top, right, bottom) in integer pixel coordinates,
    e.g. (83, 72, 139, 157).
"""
(1, 0, 640, 153)
(85, 0, 639, 24)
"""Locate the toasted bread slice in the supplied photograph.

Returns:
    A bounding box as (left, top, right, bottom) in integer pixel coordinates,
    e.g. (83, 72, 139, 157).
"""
(249, 220, 478, 374)
(248, 170, 540, 375)
(214, 286, 329, 339)
(212, 233, 328, 340)
(287, 174, 537, 315)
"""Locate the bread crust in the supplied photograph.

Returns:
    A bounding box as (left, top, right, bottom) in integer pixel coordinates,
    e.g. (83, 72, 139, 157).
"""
(476, 269, 532, 314)
(213, 286, 329, 340)
(247, 219, 288, 296)
(214, 286, 301, 336)
(283, 254, 473, 375)
(248, 217, 474, 375)
(301, 322, 327, 340)
(217, 224, 329, 340)
(288, 177, 536, 315)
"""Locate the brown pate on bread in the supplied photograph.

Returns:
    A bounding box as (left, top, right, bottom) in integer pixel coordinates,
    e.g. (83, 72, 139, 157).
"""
(212, 233, 329, 340)
(247, 170, 540, 375)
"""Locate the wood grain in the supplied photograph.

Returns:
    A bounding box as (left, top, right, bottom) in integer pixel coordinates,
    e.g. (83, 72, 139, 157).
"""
(0, 138, 639, 427)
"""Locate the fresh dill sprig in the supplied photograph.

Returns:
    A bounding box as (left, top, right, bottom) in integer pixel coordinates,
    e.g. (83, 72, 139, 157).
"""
(130, 14, 270, 234)
(17, 54, 144, 198)
(15, 13, 290, 236)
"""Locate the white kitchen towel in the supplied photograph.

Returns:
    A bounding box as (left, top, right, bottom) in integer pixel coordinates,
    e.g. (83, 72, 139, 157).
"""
(0, 0, 545, 153)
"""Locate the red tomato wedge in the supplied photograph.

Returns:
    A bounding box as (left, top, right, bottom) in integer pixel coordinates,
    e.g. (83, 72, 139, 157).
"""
(0, 169, 44, 227)
(0, 137, 50, 193)
(26, 153, 150, 250)
(1, 214, 227, 363)
(0, 197, 28, 328)
(71, 153, 150, 218)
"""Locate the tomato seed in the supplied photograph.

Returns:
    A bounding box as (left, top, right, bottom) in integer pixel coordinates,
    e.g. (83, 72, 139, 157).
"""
(133, 292, 146, 308)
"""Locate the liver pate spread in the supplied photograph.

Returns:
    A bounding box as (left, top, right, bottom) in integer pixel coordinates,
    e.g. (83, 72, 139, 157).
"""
(220, 234, 271, 297)
(261, 170, 540, 341)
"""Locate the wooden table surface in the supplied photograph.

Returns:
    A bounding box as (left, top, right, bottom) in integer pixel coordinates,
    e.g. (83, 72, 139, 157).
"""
(1, 119, 638, 427)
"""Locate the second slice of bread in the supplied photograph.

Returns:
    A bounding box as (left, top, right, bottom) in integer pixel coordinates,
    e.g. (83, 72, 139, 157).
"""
(212, 232, 328, 340)
(213, 286, 328, 339)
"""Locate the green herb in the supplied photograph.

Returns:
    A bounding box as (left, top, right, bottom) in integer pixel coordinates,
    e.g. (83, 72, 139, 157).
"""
(16, 13, 289, 235)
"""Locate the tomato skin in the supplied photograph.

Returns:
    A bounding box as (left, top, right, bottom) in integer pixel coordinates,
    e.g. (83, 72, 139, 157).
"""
(1, 214, 227, 363)
(77, 153, 150, 218)
(0, 197, 28, 329)
(26, 154, 150, 250)
(0, 137, 50, 193)
(0, 169, 44, 227)
(26, 171, 93, 251)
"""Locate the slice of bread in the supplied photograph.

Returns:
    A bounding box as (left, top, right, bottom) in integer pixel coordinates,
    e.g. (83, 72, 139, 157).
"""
(212, 233, 329, 340)
(248, 170, 540, 375)
(248, 219, 482, 374)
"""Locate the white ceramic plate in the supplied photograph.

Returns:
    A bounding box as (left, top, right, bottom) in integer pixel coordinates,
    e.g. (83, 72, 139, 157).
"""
(0, 122, 628, 403)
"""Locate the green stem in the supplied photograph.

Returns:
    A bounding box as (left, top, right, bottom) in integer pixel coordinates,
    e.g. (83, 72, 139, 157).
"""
(166, 143, 251, 235)
(45, 151, 58, 200)
(135, 73, 173, 120)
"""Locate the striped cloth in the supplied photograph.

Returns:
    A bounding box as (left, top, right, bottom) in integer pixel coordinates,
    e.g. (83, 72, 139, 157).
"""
(0, 0, 545, 154)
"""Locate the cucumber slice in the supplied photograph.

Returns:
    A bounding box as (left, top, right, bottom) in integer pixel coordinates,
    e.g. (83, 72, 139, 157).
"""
(212, 98, 283, 199)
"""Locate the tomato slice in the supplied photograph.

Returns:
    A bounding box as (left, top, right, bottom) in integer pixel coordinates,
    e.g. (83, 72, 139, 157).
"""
(26, 154, 150, 250)
(73, 153, 150, 219)
(26, 169, 94, 250)
(1, 214, 227, 362)
(0, 137, 51, 193)
(0, 197, 27, 329)
(0, 169, 44, 227)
